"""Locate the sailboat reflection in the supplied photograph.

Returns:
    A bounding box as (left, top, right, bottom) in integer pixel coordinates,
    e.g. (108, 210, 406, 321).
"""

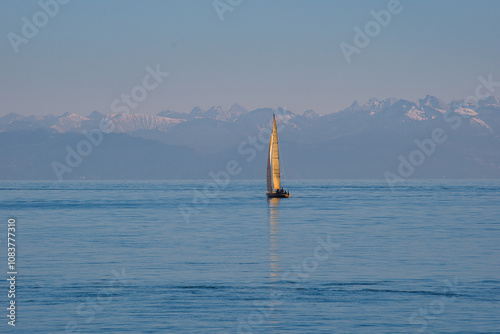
(268, 197, 281, 281)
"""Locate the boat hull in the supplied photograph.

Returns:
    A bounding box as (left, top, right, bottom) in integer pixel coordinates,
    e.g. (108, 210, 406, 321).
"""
(266, 192, 290, 198)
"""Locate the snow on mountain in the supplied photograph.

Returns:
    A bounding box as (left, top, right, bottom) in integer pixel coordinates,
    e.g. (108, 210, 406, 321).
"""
(364, 98, 399, 113)
(189, 106, 205, 119)
(273, 107, 295, 125)
(2, 96, 499, 136)
(454, 108, 478, 117)
(157, 110, 190, 120)
(405, 106, 429, 121)
(204, 106, 228, 120)
(187, 104, 249, 121)
(341, 97, 403, 115)
(341, 97, 434, 121)
(452, 95, 500, 109)
(303, 110, 319, 118)
(104, 113, 184, 132)
(470, 117, 493, 133)
(417, 95, 449, 110)
(226, 103, 248, 120)
(51, 113, 90, 132)
(44, 112, 184, 133)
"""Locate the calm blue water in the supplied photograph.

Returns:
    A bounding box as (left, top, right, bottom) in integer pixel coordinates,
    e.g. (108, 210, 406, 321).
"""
(1, 180, 499, 333)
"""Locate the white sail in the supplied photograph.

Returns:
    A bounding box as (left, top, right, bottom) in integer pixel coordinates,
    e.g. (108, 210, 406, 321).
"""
(267, 130, 273, 193)
(271, 114, 281, 190)
(267, 114, 281, 193)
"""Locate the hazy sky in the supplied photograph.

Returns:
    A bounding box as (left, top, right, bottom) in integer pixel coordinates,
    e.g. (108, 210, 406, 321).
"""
(1, 0, 499, 116)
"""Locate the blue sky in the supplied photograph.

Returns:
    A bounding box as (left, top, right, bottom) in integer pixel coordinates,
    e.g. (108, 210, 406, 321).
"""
(1, 0, 499, 116)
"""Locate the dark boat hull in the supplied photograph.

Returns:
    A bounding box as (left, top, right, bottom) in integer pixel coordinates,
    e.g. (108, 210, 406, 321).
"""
(266, 192, 290, 198)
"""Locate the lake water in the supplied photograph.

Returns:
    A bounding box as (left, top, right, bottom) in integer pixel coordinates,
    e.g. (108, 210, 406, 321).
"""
(1, 180, 499, 333)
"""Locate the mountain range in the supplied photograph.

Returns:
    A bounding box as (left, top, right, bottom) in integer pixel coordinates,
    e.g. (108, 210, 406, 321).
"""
(1, 96, 499, 180)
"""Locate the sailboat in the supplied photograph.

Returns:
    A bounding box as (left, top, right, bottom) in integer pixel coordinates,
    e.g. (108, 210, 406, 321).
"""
(266, 113, 290, 198)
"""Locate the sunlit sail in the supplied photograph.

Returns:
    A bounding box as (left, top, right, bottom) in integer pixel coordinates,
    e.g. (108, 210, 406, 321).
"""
(266, 113, 290, 198)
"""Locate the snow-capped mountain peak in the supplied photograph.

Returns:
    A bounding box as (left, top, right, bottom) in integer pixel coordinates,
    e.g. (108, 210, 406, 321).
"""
(51, 113, 90, 132)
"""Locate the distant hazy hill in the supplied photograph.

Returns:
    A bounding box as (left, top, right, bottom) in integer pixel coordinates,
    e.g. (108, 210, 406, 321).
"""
(1, 96, 499, 180)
